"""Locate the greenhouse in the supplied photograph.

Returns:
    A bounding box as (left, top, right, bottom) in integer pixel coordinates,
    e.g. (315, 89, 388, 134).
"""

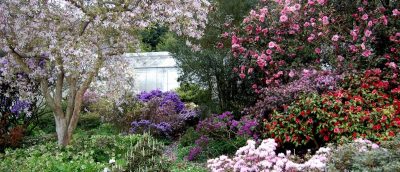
(125, 52, 180, 92)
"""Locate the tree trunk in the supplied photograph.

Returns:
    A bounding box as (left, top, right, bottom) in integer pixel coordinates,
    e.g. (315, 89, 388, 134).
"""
(54, 115, 70, 146)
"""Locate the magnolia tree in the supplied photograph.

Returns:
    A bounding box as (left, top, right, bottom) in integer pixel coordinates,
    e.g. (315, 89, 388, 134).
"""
(218, 0, 399, 91)
(0, 0, 209, 146)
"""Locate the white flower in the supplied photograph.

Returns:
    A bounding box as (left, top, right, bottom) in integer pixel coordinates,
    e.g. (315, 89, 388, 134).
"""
(109, 158, 116, 164)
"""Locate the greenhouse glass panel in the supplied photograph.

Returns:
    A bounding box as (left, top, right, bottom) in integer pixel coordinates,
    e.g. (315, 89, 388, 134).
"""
(124, 52, 180, 92)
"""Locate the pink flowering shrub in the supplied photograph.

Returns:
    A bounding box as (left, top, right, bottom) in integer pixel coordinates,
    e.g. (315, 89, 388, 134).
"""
(207, 138, 331, 172)
(219, 0, 399, 90)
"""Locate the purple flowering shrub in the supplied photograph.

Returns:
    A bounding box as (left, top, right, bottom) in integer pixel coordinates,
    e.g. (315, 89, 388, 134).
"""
(186, 111, 258, 161)
(130, 90, 198, 138)
(0, 72, 41, 151)
(244, 69, 342, 118)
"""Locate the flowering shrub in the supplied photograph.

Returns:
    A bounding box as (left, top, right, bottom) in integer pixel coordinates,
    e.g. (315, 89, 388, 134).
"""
(0, 70, 41, 151)
(264, 69, 400, 148)
(244, 69, 342, 117)
(220, 0, 399, 90)
(186, 111, 258, 161)
(328, 136, 400, 171)
(130, 90, 198, 138)
(207, 139, 331, 172)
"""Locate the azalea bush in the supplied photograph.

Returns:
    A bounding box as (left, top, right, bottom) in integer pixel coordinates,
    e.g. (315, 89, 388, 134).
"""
(186, 111, 258, 161)
(130, 90, 199, 138)
(264, 69, 400, 148)
(244, 69, 342, 117)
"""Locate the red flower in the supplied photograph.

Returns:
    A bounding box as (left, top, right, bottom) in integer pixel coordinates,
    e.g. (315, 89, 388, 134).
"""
(373, 124, 382, 130)
(307, 118, 313, 124)
(324, 135, 329, 141)
(352, 132, 357, 138)
(389, 131, 395, 137)
(381, 115, 388, 122)
(391, 87, 400, 94)
(295, 118, 300, 124)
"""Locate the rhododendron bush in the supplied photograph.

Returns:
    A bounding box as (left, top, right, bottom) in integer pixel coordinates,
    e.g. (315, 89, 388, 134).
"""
(265, 69, 400, 148)
(0, 0, 209, 146)
(220, 0, 399, 89)
(207, 139, 331, 172)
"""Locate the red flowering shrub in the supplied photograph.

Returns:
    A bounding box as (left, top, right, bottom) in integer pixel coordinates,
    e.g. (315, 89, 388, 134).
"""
(264, 69, 400, 148)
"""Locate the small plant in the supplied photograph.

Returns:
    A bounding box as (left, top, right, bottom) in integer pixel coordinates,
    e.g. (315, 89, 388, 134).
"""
(125, 133, 170, 172)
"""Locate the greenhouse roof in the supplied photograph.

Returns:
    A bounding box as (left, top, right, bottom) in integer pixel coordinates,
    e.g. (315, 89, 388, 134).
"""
(124, 52, 176, 69)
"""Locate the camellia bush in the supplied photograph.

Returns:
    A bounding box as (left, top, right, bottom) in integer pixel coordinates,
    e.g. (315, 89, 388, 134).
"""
(220, 0, 399, 90)
(265, 69, 400, 148)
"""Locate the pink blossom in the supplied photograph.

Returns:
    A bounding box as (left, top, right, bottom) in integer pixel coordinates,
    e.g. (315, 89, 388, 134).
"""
(364, 30, 372, 37)
(387, 62, 398, 69)
(308, 0, 315, 5)
(294, 4, 301, 10)
(393, 9, 400, 16)
(268, 41, 276, 48)
(280, 15, 288, 22)
(248, 68, 254, 74)
(266, 49, 273, 55)
(362, 50, 372, 57)
(315, 48, 322, 54)
(317, 0, 326, 5)
(361, 14, 368, 20)
(289, 70, 295, 77)
(304, 22, 311, 27)
(239, 73, 246, 79)
(259, 14, 265, 22)
(331, 35, 339, 41)
(322, 16, 329, 25)
(337, 55, 344, 62)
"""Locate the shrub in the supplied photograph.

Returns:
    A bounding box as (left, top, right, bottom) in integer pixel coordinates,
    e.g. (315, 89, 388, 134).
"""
(186, 111, 257, 161)
(264, 69, 400, 148)
(130, 90, 199, 138)
(327, 136, 400, 171)
(207, 139, 332, 172)
(179, 127, 201, 148)
(244, 70, 342, 117)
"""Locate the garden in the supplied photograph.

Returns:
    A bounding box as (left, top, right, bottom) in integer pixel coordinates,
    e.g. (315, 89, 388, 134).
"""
(0, 0, 399, 172)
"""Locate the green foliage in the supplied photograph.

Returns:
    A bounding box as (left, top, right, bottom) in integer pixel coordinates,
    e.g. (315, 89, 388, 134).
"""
(176, 83, 212, 105)
(0, 132, 142, 172)
(167, 0, 258, 113)
(89, 96, 143, 132)
(328, 135, 400, 171)
(140, 24, 168, 52)
(179, 127, 201, 147)
(77, 112, 102, 131)
(125, 133, 170, 172)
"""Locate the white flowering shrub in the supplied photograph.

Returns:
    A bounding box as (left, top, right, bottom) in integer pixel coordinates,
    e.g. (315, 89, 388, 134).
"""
(207, 139, 331, 172)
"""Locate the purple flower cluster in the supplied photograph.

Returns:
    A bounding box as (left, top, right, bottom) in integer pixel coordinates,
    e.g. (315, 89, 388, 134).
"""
(187, 111, 259, 161)
(11, 100, 30, 117)
(244, 69, 342, 118)
(137, 90, 185, 113)
(130, 120, 172, 136)
(179, 109, 199, 121)
(187, 146, 203, 161)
